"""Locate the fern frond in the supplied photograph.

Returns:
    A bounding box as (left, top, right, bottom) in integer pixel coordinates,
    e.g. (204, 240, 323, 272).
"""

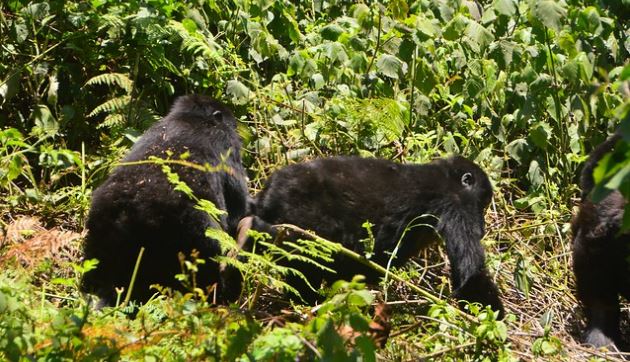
(167, 20, 222, 61)
(97, 113, 126, 129)
(88, 95, 131, 118)
(84, 73, 133, 93)
(354, 98, 406, 141)
(98, 14, 125, 34)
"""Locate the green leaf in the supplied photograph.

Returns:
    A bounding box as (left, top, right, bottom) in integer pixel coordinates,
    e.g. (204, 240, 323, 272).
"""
(226, 79, 250, 105)
(490, 39, 517, 69)
(506, 138, 530, 165)
(527, 160, 544, 189)
(319, 42, 348, 63)
(321, 24, 344, 41)
(605, 162, 630, 190)
(376, 54, 403, 79)
(465, 21, 495, 53)
(182, 18, 197, 33)
(529, 122, 552, 149)
(494, 0, 517, 16)
(577, 6, 601, 35)
(415, 18, 437, 39)
(465, 75, 484, 98)
(443, 14, 468, 41)
(31, 104, 58, 136)
(530, 0, 567, 30)
(22, 2, 50, 19)
(541, 340, 558, 355)
(575, 52, 593, 81)
(414, 58, 437, 94)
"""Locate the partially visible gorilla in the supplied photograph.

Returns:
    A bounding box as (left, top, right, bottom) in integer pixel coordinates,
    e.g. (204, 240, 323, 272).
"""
(573, 132, 630, 348)
(244, 155, 504, 316)
(81, 95, 248, 306)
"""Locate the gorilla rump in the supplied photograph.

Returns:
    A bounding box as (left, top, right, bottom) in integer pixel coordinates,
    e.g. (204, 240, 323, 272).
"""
(81, 95, 248, 306)
(246, 155, 504, 316)
(572, 133, 630, 348)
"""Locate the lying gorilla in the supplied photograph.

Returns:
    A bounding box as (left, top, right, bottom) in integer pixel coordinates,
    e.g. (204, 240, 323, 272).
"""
(573, 132, 630, 348)
(81, 95, 248, 306)
(242, 155, 504, 316)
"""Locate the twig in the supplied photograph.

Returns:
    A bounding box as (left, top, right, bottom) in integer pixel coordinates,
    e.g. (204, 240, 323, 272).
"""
(122, 247, 145, 306)
(419, 341, 476, 359)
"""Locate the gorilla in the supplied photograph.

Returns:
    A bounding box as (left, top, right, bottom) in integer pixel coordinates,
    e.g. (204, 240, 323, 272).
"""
(81, 95, 248, 306)
(243, 155, 504, 316)
(573, 132, 630, 348)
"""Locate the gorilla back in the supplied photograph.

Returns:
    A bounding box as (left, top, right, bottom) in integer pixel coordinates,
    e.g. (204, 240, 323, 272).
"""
(82, 95, 248, 306)
(572, 133, 630, 348)
(250, 156, 504, 316)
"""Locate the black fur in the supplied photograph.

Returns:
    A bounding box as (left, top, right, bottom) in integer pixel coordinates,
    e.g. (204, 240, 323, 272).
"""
(81, 95, 248, 305)
(572, 133, 630, 348)
(248, 156, 504, 316)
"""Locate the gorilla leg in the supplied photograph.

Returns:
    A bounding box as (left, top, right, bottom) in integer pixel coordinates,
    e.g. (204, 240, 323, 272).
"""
(574, 231, 621, 347)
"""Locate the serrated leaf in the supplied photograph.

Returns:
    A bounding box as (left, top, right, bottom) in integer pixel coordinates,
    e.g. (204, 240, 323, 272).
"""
(506, 138, 530, 164)
(527, 160, 544, 188)
(529, 122, 552, 149)
(22, 2, 50, 19)
(491, 40, 516, 69)
(494, 0, 516, 16)
(465, 75, 484, 98)
(31, 104, 58, 136)
(376, 54, 403, 79)
(465, 21, 495, 53)
(321, 24, 344, 41)
(443, 14, 468, 41)
(226, 80, 250, 105)
(311, 73, 325, 90)
(415, 18, 437, 39)
(319, 42, 348, 63)
(530, 0, 567, 30)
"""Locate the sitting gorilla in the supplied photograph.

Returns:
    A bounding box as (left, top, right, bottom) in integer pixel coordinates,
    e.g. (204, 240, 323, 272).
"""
(81, 95, 248, 306)
(573, 132, 630, 348)
(243, 155, 504, 316)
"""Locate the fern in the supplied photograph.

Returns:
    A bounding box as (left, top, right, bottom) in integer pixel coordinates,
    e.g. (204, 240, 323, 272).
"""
(97, 13, 125, 35)
(88, 95, 131, 118)
(84, 73, 133, 93)
(167, 20, 222, 61)
(346, 98, 407, 142)
(97, 113, 126, 129)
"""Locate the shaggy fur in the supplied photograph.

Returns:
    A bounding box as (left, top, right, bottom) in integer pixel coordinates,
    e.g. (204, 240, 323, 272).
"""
(81, 95, 248, 306)
(245, 156, 504, 316)
(572, 133, 630, 348)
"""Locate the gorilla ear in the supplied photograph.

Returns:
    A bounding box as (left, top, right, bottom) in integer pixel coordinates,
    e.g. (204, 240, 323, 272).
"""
(212, 110, 223, 120)
(461, 172, 474, 187)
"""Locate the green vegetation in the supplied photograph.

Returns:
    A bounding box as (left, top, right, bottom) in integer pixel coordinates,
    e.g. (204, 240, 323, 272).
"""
(1, 0, 629, 360)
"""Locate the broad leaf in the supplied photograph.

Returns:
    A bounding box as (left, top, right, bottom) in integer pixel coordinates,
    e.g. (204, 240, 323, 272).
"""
(376, 54, 403, 79)
(530, 0, 567, 30)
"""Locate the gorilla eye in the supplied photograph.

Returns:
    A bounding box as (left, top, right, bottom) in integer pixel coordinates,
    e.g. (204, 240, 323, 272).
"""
(461, 172, 474, 187)
(212, 110, 223, 120)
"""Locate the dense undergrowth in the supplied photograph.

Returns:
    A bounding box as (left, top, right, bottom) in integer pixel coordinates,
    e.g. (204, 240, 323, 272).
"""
(1, 0, 630, 360)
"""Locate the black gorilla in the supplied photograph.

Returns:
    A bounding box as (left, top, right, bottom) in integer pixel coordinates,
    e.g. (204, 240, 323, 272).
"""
(244, 156, 504, 316)
(573, 132, 630, 348)
(81, 95, 248, 306)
